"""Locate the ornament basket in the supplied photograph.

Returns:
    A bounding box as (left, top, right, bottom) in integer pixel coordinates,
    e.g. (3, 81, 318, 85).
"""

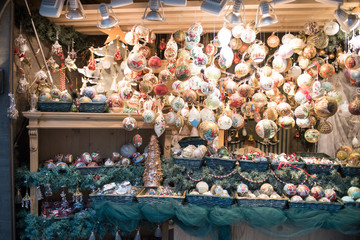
(186, 191, 235, 208)
(204, 156, 236, 170)
(296, 152, 339, 174)
(339, 166, 360, 177)
(237, 158, 270, 172)
(89, 188, 142, 204)
(79, 102, 106, 113)
(235, 192, 288, 209)
(344, 202, 360, 208)
(37, 101, 72, 112)
(178, 137, 206, 148)
(136, 187, 185, 204)
(173, 156, 204, 169)
(288, 199, 343, 212)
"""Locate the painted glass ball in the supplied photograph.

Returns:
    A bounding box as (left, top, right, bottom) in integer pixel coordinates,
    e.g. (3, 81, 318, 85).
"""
(296, 184, 310, 198)
(80, 152, 92, 164)
(279, 116, 295, 129)
(314, 96, 338, 119)
(278, 44, 293, 59)
(79, 96, 91, 103)
(121, 143, 137, 158)
(127, 52, 146, 72)
(263, 107, 278, 121)
(291, 195, 303, 202)
(282, 33, 295, 45)
(196, 181, 209, 194)
(302, 45, 317, 59)
(237, 83, 253, 98)
(349, 97, 360, 115)
(232, 113, 245, 129)
(175, 65, 191, 81)
(318, 121, 333, 134)
(324, 21, 339, 36)
(311, 186, 325, 199)
(256, 119, 277, 139)
(218, 114, 232, 130)
(267, 34, 280, 48)
(122, 117, 137, 131)
(237, 183, 249, 195)
(50, 88, 61, 99)
(250, 45, 266, 63)
(324, 189, 336, 202)
(319, 63, 335, 79)
(284, 183, 297, 196)
(276, 102, 292, 116)
(290, 38, 306, 54)
(125, 31, 139, 45)
(235, 62, 250, 78)
(133, 134, 143, 148)
(171, 97, 185, 112)
(205, 94, 221, 110)
(348, 187, 360, 200)
(295, 105, 309, 119)
(148, 55, 162, 69)
(174, 30, 186, 42)
(142, 110, 156, 123)
(241, 28, 256, 44)
(304, 129, 320, 143)
(198, 121, 219, 141)
(92, 94, 107, 103)
(232, 25, 244, 38)
(259, 76, 274, 91)
(260, 183, 274, 196)
(84, 87, 96, 99)
(304, 21, 319, 35)
(305, 196, 317, 202)
(158, 69, 172, 84)
(229, 93, 246, 108)
(165, 111, 176, 125)
(272, 56, 288, 73)
(252, 92, 268, 107)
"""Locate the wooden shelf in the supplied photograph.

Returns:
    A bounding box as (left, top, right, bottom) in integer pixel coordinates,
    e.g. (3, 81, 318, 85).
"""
(23, 111, 172, 215)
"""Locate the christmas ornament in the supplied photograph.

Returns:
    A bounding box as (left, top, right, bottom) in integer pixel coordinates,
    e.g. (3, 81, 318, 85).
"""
(199, 121, 219, 141)
(304, 128, 320, 143)
(148, 55, 162, 69)
(324, 20, 339, 36)
(314, 96, 338, 119)
(154, 112, 166, 137)
(319, 63, 335, 79)
(311, 186, 325, 199)
(283, 183, 297, 196)
(123, 117, 137, 131)
(267, 34, 280, 48)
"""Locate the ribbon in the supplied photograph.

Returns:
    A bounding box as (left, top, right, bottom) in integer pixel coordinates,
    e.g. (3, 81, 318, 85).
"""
(276, 161, 317, 178)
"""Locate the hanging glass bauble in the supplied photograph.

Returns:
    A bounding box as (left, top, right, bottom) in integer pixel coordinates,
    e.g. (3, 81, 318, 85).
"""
(154, 84, 168, 96)
(307, 31, 329, 49)
(218, 46, 234, 69)
(158, 69, 172, 83)
(182, 89, 198, 103)
(198, 121, 219, 141)
(206, 43, 217, 55)
(295, 105, 309, 119)
(255, 119, 278, 139)
(289, 38, 305, 54)
(205, 94, 221, 110)
(123, 117, 137, 131)
(232, 113, 245, 128)
(232, 25, 244, 38)
(217, 26, 232, 46)
(138, 45, 151, 59)
(318, 121, 333, 134)
(267, 34, 280, 48)
(296, 118, 311, 128)
(272, 56, 288, 73)
(171, 97, 185, 112)
(237, 84, 253, 98)
(165, 111, 176, 125)
(230, 38, 242, 50)
(298, 56, 311, 69)
(259, 76, 274, 91)
(297, 73, 313, 88)
(276, 102, 292, 116)
(270, 71, 285, 88)
(148, 55, 162, 69)
(200, 107, 215, 122)
(250, 45, 266, 63)
(229, 93, 246, 108)
(194, 53, 208, 67)
(218, 114, 233, 130)
(200, 81, 215, 96)
(349, 96, 360, 115)
(319, 63, 335, 79)
(175, 64, 191, 81)
(205, 65, 221, 81)
(304, 21, 320, 35)
(189, 76, 203, 90)
(139, 80, 153, 94)
(125, 31, 139, 45)
(302, 45, 317, 59)
(345, 54, 360, 70)
(154, 112, 166, 137)
(235, 62, 250, 78)
(127, 52, 146, 72)
(174, 30, 186, 42)
(314, 96, 338, 119)
(304, 129, 320, 143)
(189, 106, 201, 128)
(164, 47, 177, 60)
(135, 24, 149, 38)
(241, 28, 256, 44)
(188, 22, 203, 35)
(263, 107, 278, 121)
(282, 33, 295, 45)
(241, 101, 256, 117)
(252, 92, 268, 107)
(279, 116, 295, 129)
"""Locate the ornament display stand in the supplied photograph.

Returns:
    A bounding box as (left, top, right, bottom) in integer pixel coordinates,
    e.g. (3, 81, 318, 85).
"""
(23, 111, 172, 215)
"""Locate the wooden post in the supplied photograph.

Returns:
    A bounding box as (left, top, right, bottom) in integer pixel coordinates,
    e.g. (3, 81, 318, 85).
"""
(164, 128, 172, 158)
(29, 127, 39, 215)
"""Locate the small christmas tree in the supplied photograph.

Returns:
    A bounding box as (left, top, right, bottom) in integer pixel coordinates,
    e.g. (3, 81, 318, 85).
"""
(143, 135, 163, 187)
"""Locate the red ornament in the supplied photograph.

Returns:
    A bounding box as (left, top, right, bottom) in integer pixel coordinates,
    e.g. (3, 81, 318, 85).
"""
(93, 174, 100, 180)
(114, 49, 122, 61)
(88, 52, 96, 71)
(233, 52, 240, 64)
(159, 39, 166, 50)
(148, 55, 162, 69)
(154, 83, 168, 96)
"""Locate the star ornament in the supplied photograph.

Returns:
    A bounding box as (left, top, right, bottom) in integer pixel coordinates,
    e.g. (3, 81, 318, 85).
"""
(99, 26, 126, 45)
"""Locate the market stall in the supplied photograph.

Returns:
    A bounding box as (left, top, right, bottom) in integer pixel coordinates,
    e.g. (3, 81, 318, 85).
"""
(10, 0, 360, 240)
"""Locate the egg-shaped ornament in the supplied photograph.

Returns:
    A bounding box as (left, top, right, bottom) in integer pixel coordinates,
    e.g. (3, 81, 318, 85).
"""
(125, 31, 139, 46)
(205, 42, 218, 56)
(349, 95, 360, 115)
(276, 102, 292, 116)
(278, 44, 293, 59)
(267, 34, 280, 48)
(237, 183, 249, 195)
(324, 189, 336, 202)
(174, 30, 186, 42)
(318, 120, 333, 134)
(282, 33, 295, 45)
(175, 64, 191, 81)
(314, 96, 338, 119)
(142, 109, 156, 123)
(319, 63, 335, 79)
(255, 119, 278, 139)
(217, 26, 232, 47)
(123, 117, 137, 131)
(241, 28, 256, 44)
(324, 20, 339, 36)
(188, 106, 201, 128)
(154, 112, 166, 137)
(272, 56, 288, 73)
(235, 62, 250, 78)
(304, 128, 320, 143)
(133, 134, 143, 148)
(338, 102, 352, 117)
(232, 113, 245, 129)
(127, 52, 146, 72)
(218, 46, 234, 69)
(279, 116, 295, 129)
